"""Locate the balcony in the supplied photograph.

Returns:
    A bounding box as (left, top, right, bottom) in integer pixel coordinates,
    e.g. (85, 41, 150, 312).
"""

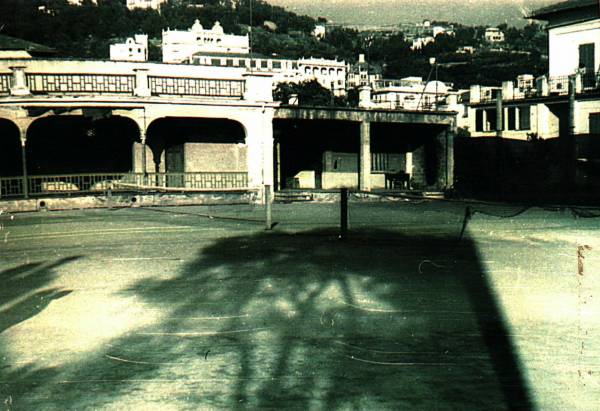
(471, 70, 600, 104)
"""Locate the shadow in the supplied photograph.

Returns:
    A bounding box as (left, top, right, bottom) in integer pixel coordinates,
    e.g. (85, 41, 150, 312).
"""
(0, 231, 534, 410)
(0, 257, 78, 333)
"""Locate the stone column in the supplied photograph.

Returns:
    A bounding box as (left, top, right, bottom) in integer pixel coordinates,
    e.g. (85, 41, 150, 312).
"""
(359, 120, 371, 191)
(243, 72, 274, 102)
(358, 86, 372, 108)
(134, 68, 151, 97)
(245, 109, 275, 194)
(10, 66, 30, 96)
(436, 127, 454, 190)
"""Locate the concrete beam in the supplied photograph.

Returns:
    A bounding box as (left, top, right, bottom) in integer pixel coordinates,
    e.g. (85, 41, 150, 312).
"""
(275, 107, 455, 126)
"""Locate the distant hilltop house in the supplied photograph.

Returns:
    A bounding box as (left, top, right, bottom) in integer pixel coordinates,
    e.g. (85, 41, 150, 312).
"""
(312, 25, 326, 40)
(110, 35, 148, 62)
(484, 27, 505, 43)
(68, 0, 167, 9)
(126, 0, 168, 10)
(162, 20, 249, 64)
(346, 54, 382, 88)
(404, 20, 455, 50)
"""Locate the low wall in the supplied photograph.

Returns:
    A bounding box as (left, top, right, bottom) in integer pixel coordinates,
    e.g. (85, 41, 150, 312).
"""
(0, 191, 259, 213)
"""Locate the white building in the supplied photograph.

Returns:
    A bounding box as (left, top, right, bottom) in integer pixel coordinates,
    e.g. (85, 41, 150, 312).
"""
(371, 77, 453, 111)
(126, 0, 167, 10)
(162, 20, 249, 63)
(191, 53, 346, 96)
(298, 57, 346, 94)
(312, 25, 326, 40)
(110, 35, 148, 62)
(347, 54, 382, 88)
(484, 28, 505, 43)
(537, 0, 599, 78)
(466, 0, 600, 140)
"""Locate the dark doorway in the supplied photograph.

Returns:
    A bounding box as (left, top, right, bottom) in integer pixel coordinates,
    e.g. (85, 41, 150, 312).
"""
(0, 119, 21, 177)
(165, 145, 184, 187)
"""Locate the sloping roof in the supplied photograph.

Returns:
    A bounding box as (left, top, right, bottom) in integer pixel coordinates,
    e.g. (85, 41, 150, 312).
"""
(528, 0, 598, 20)
(0, 35, 56, 54)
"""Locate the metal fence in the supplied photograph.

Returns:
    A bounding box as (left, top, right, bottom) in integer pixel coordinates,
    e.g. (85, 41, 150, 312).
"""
(26, 73, 135, 94)
(149, 76, 245, 98)
(0, 172, 249, 199)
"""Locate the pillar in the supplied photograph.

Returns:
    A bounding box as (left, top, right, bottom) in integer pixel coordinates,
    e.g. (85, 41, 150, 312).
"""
(469, 85, 481, 104)
(134, 68, 151, 97)
(564, 76, 577, 194)
(245, 109, 275, 195)
(495, 90, 504, 200)
(435, 127, 454, 190)
(10, 66, 30, 96)
(359, 120, 371, 191)
(495, 90, 503, 138)
(243, 72, 274, 103)
(358, 86, 372, 109)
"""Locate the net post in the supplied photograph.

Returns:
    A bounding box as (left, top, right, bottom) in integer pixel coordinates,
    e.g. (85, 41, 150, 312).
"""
(265, 184, 272, 230)
(340, 188, 348, 240)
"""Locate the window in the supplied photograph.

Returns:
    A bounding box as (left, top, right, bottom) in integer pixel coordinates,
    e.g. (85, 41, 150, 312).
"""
(211, 59, 221, 66)
(590, 113, 600, 135)
(519, 106, 531, 130)
(273, 61, 281, 69)
(261, 60, 268, 68)
(226, 59, 234, 67)
(579, 43, 595, 72)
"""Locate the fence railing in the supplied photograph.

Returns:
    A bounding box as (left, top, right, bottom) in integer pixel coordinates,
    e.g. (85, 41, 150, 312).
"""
(149, 76, 245, 98)
(1, 172, 249, 198)
(0, 73, 10, 95)
(26, 73, 136, 94)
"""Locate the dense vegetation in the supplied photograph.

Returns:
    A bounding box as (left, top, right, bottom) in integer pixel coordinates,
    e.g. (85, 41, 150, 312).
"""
(0, 0, 549, 89)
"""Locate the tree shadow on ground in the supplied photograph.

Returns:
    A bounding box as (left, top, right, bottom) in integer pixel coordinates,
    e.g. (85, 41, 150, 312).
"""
(0, 230, 534, 410)
(0, 258, 77, 334)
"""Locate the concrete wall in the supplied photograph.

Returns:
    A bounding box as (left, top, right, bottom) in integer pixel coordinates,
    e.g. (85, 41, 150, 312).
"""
(321, 172, 385, 190)
(575, 100, 600, 134)
(184, 143, 247, 172)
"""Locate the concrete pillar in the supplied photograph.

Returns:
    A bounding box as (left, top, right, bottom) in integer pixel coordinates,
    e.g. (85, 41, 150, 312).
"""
(9, 66, 30, 96)
(359, 120, 371, 191)
(575, 72, 583, 93)
(436, 128, 454, 190)
(243, 72, 274, 102)
(536, 75, 549, 97)
(134, 68, 151, 97)
(245, 109, 275, 192)
(496, 90, 503, 138)
(502, 81, 514, 101)
(358, 86, 372, 108)
(469, 85, 481, 104)
(405, 152, 413, 178)
(564, 76, 577, 193)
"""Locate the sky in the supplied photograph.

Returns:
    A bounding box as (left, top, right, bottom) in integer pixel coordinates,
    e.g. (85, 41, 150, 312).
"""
(266, 0, 558, 27)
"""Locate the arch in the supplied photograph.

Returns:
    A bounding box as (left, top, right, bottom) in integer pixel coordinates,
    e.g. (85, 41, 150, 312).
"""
(146, 117, 247, 174)
(0, 119, 22, 177)
(25, 114, 140, 175)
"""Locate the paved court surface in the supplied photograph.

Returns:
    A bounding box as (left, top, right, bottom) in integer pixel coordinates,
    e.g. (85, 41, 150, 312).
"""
(0, 200, 599, 410)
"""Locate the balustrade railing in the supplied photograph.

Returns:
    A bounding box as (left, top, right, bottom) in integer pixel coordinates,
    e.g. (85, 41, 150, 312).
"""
(149, 76, 245, 98)
(0, 74, 10, 95)
(26, 73, 135, 94)
(0, 172, 249, 198)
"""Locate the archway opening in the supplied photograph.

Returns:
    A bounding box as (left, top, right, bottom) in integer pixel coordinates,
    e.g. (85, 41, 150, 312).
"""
(146, 118, 246, 175)
(26, 115, 140, 175)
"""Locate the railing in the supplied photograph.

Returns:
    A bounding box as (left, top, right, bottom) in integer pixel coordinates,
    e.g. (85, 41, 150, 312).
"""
(26, 73, 135, 94)
(0, 74, 10, 95)
(149, 76, 245, 98)
(0, 172, 249, 198)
